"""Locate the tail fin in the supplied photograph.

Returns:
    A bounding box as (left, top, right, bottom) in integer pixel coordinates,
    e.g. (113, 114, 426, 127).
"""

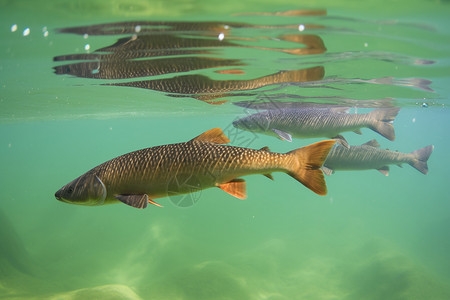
(368, 107, 401, 141)
(409, 145, 434, 174)
(287, 140, 336, 195)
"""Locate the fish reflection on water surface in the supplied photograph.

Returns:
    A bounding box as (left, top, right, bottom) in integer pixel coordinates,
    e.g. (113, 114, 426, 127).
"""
(55, 128, 336, 209)
(53, 18, 328, 103)
(57, 19, 324, 36)
(53, 57, 245, 79)
(105, 67, 325, 102)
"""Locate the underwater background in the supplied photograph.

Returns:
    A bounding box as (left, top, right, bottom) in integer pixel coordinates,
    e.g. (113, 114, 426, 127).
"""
(1, 0, 450, 299)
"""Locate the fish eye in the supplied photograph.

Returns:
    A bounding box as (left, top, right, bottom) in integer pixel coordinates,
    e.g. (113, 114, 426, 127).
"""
(67, 186, 74, 194)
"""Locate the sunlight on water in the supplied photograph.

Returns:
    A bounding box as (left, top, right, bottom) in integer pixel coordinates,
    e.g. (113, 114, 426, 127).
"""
(1, 1, 450, 299)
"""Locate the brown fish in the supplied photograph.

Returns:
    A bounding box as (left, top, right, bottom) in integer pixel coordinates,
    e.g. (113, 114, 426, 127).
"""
(55, 128, 336, 209)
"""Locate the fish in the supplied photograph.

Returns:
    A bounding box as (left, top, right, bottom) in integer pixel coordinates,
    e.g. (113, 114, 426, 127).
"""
(322, 139, 434, 175)
(55, 128, 336, 209)
(232, 107, 401, 144)
(233, 100, 351, 111)
(53, 57, 244, 79)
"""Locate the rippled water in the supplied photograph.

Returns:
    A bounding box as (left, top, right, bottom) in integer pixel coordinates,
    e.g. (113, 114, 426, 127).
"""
(1, 1, 450, 299)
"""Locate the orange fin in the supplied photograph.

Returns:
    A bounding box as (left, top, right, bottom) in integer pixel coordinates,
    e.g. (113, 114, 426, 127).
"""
(191, 128, 231, 144)
(287, 140, 336, 196)
(148, 199, 163, 207)
(218, 179, 247, 199)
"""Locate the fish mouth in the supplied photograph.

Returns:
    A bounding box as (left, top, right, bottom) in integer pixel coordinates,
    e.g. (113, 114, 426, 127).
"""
(55, 189, 62, 201)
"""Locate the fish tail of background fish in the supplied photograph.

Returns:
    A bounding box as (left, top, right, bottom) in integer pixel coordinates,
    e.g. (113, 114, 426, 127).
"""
(408, 145, 434, 174)
(286, 139, 336, 195)
(367, 107, 401, 141)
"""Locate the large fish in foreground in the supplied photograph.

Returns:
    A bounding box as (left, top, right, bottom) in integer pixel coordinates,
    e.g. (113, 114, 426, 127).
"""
(55, 128, 336, 209)
(232, 107, 400, 144)
(322, 139, 434, 176)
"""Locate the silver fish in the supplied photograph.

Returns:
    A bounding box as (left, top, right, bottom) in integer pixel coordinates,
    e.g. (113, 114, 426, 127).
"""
(322, 139, 434, 175)
(55, 128, 336, 209)
(232, 107, 401, 144)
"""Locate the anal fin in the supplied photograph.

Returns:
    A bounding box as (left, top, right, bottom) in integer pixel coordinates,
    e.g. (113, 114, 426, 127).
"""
(218, 179, 247, 199)
(377, 166, 390, 176)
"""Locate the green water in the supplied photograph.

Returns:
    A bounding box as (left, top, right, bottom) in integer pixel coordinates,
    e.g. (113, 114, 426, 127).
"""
(1, 0, 450, 299)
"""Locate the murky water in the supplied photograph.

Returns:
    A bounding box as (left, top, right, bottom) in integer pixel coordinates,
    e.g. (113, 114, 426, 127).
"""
(1, 1, 450, 299)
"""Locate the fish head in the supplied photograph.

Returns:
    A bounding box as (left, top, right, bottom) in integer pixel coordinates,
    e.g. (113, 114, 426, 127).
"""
(55, 173, 107, 206)
(232, 113, 271, 133)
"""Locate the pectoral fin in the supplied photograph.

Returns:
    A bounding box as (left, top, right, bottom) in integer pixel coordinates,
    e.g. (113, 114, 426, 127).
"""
(218, 179, 247, 199)
(332, 135, 349, 149)
(115, 194, 162, 209)
(322, 166, 334, 176)
(377, 166, 390, 176)
(272, 129, 292, 142)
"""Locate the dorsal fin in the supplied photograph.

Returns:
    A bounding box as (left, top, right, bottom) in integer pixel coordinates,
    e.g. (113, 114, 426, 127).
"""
(190, 128, 230, 144)
(362, 139, 380, 148)
(259, 146, 271, 152)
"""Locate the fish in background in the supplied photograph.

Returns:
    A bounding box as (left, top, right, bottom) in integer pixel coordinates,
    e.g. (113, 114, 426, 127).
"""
(55, 128, 336, 209)
(234, 100, 353, 111)
(322, 139, 434, 175)
(234, 97, 396, 109)
(232, 106, 401, 146)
